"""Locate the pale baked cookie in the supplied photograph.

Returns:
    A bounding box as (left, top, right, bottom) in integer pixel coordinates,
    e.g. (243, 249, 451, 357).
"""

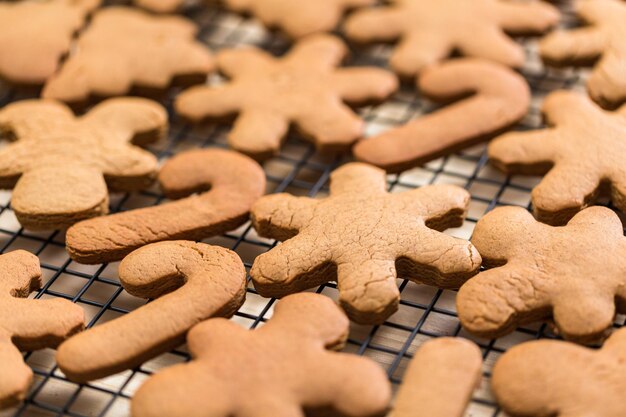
(0, 0, 99, 85)
(391, 338, 482, 417)
(57, 241, 246, 382)
(42, 6, 214, 106)
(489, 91, 626, 225)
(492, 327, 626, 417)
(354, 59, 530, 173)
(0, 98, 166, 230)
(133, 0, 186, 13)
(224, 0, 375, 38)
(458, 206, 626, 344)
(176, 34, 398, 160)
(250, 162, 481, 324)
(66, 149, 266, 264)
(132, 293, 391, 417)
(541, 0, 626, 108)
(344, 0, 559, 77)
(0, 250, 84, 409)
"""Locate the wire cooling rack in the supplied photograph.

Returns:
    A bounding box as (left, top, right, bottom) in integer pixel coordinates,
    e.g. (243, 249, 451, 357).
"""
(1, 1, 623, 416)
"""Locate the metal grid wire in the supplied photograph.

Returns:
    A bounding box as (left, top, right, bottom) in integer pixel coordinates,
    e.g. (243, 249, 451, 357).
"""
(1, 1, 623, 416)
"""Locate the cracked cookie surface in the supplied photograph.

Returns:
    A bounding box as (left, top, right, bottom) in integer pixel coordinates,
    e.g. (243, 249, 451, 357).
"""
(458, 205, 626, 344)
(250, 162, 480, 324)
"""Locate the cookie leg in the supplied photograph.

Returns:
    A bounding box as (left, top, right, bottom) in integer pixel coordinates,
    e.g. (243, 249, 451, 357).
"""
(337, 259, 400, 324)
(294, 104, 363, 152)
(0, 333, 32, 409)
(587, 50, 626, 108)
(553, 290, 616, 343)
(539, 27, 605, 65)
(229, 110, 289, 159)
(531, 164, 601, 225)
(457, 28, 524, 68)
(457, 268, 551, 339)
(250, 236, 333, 298)
(398, 228, 480, 289)
(331, 67, 398, 105)
(344, 8, 405, 43)
(175, 85, 243, 122)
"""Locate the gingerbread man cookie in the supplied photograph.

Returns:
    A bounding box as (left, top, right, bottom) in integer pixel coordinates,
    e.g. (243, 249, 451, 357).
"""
(133, 0, 185, 13)
(354, 59, 530, 173)
(224, 0, 374, 38)
(57, 241, 247, 382)
(489, 91, 626, 225)
(492, 327, 626, 417)
(540, 0, 626, 108)
(0, 0, 98, 85)
(250, 162, 481, 324)
(176, 34, 398, 160)
(132, 293, 391, 417)
(0, 250, 84, 409)
(391, 338, 482, 417)
(42, 6, 214, 106)
(344, 0, 559, 77)
(0, 98, 166, 230)
(458, 206, 626, 344)
(66, 148, 266, 264)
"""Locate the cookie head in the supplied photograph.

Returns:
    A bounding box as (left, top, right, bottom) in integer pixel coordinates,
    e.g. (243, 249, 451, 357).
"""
(250, 162, 480, 324)
(131, 293, 391, 417)
(457, 205, 626, 344)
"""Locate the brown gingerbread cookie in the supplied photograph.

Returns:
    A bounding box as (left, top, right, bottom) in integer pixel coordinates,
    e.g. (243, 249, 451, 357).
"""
(133, 0, 185, 13)
(66, 148, 266, 264)
(224, 0, 375, 38)
(540, 0, 626, 109)
(344, 0, 559, 78)
(176, 34, 398, 160)
(354, 59, 530, 173)
(0, 250, 84, 409)
(0, 0, 98, 85)
(391, 338, 482, 417)
(0, 98, 166, 230)
(132, 293, 391, 417)
(42, 6, 214, 106)
(458, 206, 626, 344)
(492, 327, 626, 417)
(489, 90, 626, 225)
(250, 162, 481, 324)
(57, 241, 246, 382)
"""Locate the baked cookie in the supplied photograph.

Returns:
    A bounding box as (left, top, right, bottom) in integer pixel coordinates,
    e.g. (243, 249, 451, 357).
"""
(344, 0, 559, 77)
(0, 250, 84, 409)
(0, 98, 166, 230)
(354, 59, 530, 173)
(176, 34, 398, 160)
(66, 148, 266, 264)
(0, 0, 98, 85)
(540, 0, 626, 109)
(250, 162, 481, 324)
(224, 0, 374, 38)
(42, 6, 214, 106)
(57, 241, 246, 382)
(391, 338, 482, 417)
(489, 90, 626, 225)
(458, 206, 626, 344)
(132, 293, 391, 417)
(492, 327, 626, 417)
(133, 0, 185, 13)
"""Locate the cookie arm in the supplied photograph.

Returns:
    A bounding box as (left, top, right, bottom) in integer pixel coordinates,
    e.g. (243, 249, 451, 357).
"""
(456, 28, 525, 68)
(344, 7, 405, 43)
(251, 194, 316, 241)
(488, 130, 557, 175)
(293, 102, 363, 152)
(457, 266, 552, 339)
(285, 34, 347, 70)
(389, 32, 454, 77)
(330, 67, 398, 105)
(175, 84, 244, 123)
(216, 47, 275, 78)
(587, 48, 626, 107)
